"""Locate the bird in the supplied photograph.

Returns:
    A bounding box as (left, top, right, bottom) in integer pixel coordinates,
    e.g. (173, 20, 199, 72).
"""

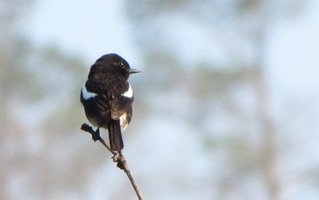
(80, 53, 140, 152)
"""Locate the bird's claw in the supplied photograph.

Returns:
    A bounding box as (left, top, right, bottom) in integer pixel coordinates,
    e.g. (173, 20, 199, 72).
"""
(91, 128, 101, 142)
(112, 152, 125, 170)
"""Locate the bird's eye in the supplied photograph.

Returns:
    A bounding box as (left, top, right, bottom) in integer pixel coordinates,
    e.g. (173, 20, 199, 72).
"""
(119, 62, 125, 69)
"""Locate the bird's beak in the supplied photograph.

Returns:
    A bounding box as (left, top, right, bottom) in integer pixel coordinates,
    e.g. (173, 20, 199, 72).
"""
(129, 69, 141, 74)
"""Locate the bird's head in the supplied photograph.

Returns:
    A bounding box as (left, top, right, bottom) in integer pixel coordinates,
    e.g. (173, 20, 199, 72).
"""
(95, 53, 140, 79)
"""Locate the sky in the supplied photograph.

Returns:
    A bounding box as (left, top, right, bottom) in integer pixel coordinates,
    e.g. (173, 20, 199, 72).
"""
(24, 0, 319, 78)
(268, 0, 319, 93)
(24, 0, 141, 66)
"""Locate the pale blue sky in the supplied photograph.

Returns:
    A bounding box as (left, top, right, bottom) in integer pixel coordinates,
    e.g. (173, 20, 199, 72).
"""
(24, 0, 141, 66)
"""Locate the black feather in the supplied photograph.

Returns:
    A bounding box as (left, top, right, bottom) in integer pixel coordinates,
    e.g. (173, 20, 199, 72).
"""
(80, 53, 139, 151)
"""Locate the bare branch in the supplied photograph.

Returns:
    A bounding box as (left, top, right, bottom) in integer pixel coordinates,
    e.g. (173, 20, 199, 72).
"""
(81, 123, 144, 200)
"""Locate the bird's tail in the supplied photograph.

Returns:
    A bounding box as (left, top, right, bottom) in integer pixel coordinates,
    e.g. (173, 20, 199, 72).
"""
(108, 119, 124, 151)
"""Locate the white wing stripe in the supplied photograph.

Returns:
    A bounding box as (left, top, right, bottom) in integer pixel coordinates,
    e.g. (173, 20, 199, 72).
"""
(81, 85, 97, 100)
(122, 84, 133, 98)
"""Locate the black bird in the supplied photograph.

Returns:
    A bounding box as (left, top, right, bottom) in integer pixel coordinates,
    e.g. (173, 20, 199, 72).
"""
(80, 54, 140, 151)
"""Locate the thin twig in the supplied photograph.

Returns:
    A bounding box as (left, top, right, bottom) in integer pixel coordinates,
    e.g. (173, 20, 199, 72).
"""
(81, 123, 144, 200)
(117, 152, 144, 200)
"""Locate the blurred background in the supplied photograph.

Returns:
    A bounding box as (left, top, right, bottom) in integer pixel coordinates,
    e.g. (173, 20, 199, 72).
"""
(1, 0, 319, 199)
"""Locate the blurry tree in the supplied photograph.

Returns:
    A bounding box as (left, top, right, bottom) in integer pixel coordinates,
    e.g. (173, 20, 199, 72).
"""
(0, 1, 33, 198)
(125, 0, 307, 199)
(0, 1, 105, 199)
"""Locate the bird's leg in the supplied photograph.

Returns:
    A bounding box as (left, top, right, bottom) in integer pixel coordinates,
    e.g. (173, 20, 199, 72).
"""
(81, 124, 125, 170)
(92, 127, 101, 142)
(80, 123, 101, 142)
(112, 150, 121, 161)
(112, 150, 125, 170)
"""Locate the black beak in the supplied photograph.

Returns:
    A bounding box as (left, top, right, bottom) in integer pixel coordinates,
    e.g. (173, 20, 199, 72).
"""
(129, 68, 141, 74)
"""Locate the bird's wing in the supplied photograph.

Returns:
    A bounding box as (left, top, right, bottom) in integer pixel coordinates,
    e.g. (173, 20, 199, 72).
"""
(80, 86, 112, 128)
(111, 95, 133, 120)
(93, 94, 111, 117)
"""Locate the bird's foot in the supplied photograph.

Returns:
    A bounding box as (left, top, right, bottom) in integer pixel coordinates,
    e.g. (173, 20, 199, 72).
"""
(112, 151, 121, 162)
(112, 151, 125, 170)
(91, 128, 101, 142)
(80, 123, 101, 142)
